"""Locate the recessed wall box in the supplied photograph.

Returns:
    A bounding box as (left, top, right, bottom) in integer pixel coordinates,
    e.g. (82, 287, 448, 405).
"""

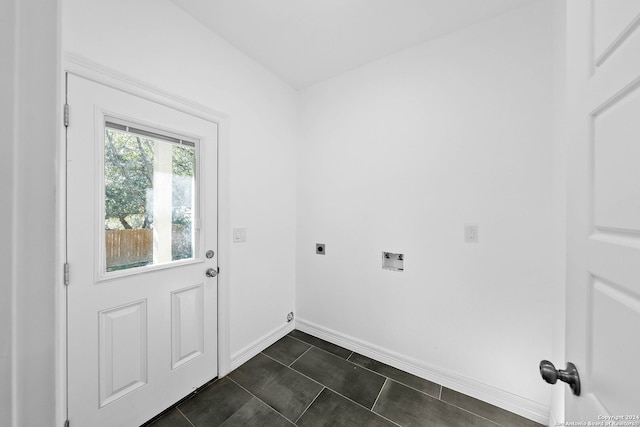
(382, 252, 404, 271)
(316, 243, 325, 255)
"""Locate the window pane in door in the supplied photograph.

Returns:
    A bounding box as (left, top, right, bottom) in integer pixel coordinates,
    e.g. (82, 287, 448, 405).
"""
(104, 123, 197, 272)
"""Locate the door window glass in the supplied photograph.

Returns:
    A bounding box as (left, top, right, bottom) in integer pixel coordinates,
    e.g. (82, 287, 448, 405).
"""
(104, 120, 197, 272)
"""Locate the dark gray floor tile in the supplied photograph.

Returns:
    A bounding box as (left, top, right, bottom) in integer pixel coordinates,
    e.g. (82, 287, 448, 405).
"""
(144, 408, 192, 427)
(263, 335, 312, 365)
(374, 380, 498, 427)
(297, 388, 396, 427)
(229, 353, 323, 421)
(289, 330, 352, 359)
(177, 377, 252, 426)
(440, 388, 543, 427)
(220, 397, 294, 427)
(160, 331, 540, 427)
(291, 347, 386, 409)
(348, 353, 441, 398)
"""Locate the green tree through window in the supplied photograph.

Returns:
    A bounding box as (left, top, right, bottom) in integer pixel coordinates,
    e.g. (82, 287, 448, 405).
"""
(104, 127, 196, 270)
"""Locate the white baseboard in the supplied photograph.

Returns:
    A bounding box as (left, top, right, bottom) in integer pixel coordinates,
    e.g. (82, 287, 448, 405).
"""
(548, 413, 560, 427)
(229, 322, 295, 372)
(296, 318, 549, 425)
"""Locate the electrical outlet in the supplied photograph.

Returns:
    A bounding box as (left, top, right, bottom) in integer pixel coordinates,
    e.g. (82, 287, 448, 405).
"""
(464, 225, 478, 243)
(382, 252, 404, 271)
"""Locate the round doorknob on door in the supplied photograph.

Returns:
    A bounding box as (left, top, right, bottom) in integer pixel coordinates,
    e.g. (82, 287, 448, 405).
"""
(206, 268, 218, 278)
(539, 360, 581, 396)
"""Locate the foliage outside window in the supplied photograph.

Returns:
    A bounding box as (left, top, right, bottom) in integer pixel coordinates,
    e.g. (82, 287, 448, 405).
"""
(104, 126, 196, 272)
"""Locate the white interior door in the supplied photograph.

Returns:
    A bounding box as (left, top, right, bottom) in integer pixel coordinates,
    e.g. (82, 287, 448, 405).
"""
(566, 0, 640, 420)
(66, 74, 218, 426)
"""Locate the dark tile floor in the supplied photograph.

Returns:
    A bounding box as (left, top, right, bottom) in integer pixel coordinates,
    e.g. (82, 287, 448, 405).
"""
(144, 330, 543, 427)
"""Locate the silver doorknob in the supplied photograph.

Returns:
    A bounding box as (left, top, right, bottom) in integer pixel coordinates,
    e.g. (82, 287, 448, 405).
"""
(206, 268, 218, 278)
(540, 360, 581, 396)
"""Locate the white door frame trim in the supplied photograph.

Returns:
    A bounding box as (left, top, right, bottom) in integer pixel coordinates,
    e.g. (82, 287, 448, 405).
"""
(58, 52, 231, 422)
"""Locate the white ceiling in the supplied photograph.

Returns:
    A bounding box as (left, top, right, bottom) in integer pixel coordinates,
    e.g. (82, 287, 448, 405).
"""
(170, 0, 537, 89)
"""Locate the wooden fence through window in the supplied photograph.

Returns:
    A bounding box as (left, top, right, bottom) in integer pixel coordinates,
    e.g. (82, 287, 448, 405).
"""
(105, 225, 190, 270)
(105, 229, 153, 269)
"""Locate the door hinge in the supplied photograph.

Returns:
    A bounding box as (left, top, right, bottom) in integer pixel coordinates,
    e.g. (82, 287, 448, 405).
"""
(64, 103, 69, 127)
(64, 420, 69, 427)
(64, 262, 70, 286)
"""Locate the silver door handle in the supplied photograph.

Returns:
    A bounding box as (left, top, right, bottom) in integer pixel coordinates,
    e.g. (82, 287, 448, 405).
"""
(539, 360, 581, 396)
(206, 268, 218, 278)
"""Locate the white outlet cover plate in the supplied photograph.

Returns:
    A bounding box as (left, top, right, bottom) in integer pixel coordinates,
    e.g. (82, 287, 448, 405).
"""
(233, 227, 247, 243)
(464, 224, 478, 243)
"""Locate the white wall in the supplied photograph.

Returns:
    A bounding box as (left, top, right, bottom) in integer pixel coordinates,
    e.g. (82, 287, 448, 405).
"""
(550, 0, 567, 424)
(62, 0, 298, 363)
(296, 1, 556, 421)
(0, 1, 17, 425)
(1, 0, 60, 425)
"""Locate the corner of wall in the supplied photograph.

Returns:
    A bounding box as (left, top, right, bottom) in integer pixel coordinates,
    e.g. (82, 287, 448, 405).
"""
(229, 322, 295, 372)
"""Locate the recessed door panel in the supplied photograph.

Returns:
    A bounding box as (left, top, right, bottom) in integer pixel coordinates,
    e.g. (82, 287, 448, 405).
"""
(593, 0, 640, 67)
(99, 300, 147, 407)
(590, 278, 640, 414)
(172, 284, 204, 369)
(592, 84, 640, 234)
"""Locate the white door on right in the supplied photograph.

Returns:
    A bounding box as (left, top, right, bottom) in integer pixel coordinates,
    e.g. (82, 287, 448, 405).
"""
(566, 0, 640, 421)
